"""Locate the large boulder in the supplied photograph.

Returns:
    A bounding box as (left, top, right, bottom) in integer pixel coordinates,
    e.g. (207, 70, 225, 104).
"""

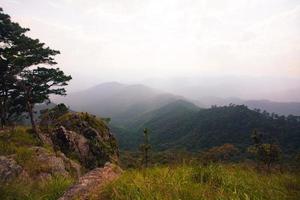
(51, 112, 119, 169)
(29, 147, 81, 179)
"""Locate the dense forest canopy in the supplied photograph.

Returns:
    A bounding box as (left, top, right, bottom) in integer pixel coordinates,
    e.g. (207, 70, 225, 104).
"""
(112, 102, 300, 155)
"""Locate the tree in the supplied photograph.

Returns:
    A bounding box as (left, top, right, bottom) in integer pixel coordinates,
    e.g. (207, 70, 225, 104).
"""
(140, 128, 151, 168)
(16, 67, 71, 138)
(248, 130, 281, 171)
(0, 7, 28, 127)
(0, 8, 61, 128)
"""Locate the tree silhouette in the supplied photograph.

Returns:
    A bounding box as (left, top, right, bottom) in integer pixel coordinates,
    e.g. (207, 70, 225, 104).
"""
(140, 128, 151, 168)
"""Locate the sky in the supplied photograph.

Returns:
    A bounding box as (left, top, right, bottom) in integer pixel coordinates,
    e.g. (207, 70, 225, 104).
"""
(1, 0, 300, 101)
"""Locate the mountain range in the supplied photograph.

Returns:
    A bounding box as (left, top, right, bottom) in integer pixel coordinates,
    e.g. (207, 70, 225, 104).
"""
(53, 82, 300, 153)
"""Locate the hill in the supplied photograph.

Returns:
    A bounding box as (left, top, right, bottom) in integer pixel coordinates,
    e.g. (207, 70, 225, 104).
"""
(111, 100, 200, 150)
(54, 82, 183, 125)
(113, 104, 300, 154)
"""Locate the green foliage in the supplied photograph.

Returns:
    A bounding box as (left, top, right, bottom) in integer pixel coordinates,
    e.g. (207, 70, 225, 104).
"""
(139, 128, 151, 168)
(248, 143, 282, 170)
(114, 104, 300, 155)
(0, 175, 74, 200)
(101, 164, 300, 200)
(39, 103, 69, 131)
(57, 112, 108, 133)
(0, 8, 71, 136)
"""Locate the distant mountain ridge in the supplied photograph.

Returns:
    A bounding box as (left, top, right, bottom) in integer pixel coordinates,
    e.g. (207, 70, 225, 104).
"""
(196, 97, 300, 116)
(54, 82, 300, 119)
(54, 82, 184, 125)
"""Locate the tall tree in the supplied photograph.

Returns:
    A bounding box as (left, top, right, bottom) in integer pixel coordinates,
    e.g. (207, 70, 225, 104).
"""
(0, 8, 60, 127)
(0, 7, 28, 127)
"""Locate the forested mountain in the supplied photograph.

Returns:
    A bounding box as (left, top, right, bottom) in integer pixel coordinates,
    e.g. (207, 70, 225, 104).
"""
(113, 103, 300, 154)
(55, 82, 184, 124)
(110, 100, 200, 149)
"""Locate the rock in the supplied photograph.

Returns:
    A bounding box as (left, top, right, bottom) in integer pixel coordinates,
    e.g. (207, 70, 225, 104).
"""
(29, 147, 81, 179)
(52, 112, 119, 169)
(51, 126, 90, 165)
(59, 163, 122, 200)
(57, 151, 82, 178)
(0, 156, 22, 183)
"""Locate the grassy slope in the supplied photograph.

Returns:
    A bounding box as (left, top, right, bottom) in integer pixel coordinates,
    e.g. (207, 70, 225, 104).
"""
(0, 127, 74, 200)
(100, 164, 300, 200)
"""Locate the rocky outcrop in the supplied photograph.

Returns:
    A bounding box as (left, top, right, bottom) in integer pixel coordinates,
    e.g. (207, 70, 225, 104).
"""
(0, 147, 81, 184)
(0, 156, 22, 183)
(51, 112, 119, 169)
(59, 163, 122, 200)
(29, 147, 81, 179)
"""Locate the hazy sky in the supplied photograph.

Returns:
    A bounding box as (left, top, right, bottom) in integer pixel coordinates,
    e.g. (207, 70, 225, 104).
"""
(1, 0, 300, 100)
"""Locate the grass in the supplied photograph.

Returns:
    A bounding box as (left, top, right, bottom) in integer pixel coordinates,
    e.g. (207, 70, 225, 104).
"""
(100, 164, 300, 200)
(0, 127, 75, 200)
(0, 126, 39, 155)
(0, 175, 74, 200)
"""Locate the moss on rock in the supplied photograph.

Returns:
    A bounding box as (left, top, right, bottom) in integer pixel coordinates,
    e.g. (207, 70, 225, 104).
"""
(52, 112, 119, 169)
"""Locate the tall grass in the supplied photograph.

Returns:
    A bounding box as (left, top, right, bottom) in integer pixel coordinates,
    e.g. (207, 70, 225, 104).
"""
(0, 175, 74, 200)
(100, 164, 300, 200)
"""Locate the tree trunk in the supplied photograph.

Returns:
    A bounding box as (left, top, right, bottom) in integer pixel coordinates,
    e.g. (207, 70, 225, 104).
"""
(0, 89, 8, 128)
(27, 102, 37, 132)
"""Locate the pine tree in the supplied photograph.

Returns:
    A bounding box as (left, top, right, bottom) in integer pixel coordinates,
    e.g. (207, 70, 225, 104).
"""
(16, 67, 71, 138)
(140, 128, 151, 168)
(1, 8, 62, 126)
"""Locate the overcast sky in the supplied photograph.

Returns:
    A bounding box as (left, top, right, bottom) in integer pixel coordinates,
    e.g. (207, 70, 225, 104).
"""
(1, 0, 300, 100)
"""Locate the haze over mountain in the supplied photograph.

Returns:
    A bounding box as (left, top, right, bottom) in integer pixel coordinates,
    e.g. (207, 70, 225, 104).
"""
(54, 82, 184, 124)
(53, 81, 300, 118)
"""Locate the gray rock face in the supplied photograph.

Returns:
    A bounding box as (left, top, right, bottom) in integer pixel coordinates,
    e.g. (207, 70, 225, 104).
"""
(52, 125, 116, 169)
(51, 126, 90, 165)
(0, 156, 22, 183)
(51, 113, 119, 169)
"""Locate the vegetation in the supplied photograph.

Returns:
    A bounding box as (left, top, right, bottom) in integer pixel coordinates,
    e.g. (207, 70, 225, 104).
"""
(0, 175, 74, 200)
(139, 128, 151, 168)
(0, 126, 39, 156)
(39, 103, 69, 131)
(100, 164, 300, 200)
(1, 6, 300, 200)
(248, 129, 282, 171)
(0, 7, 71, 141)
(113, 103, 300, 157)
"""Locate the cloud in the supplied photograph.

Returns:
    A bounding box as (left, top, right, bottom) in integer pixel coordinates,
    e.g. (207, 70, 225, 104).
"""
(1, 0, 300, 95)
